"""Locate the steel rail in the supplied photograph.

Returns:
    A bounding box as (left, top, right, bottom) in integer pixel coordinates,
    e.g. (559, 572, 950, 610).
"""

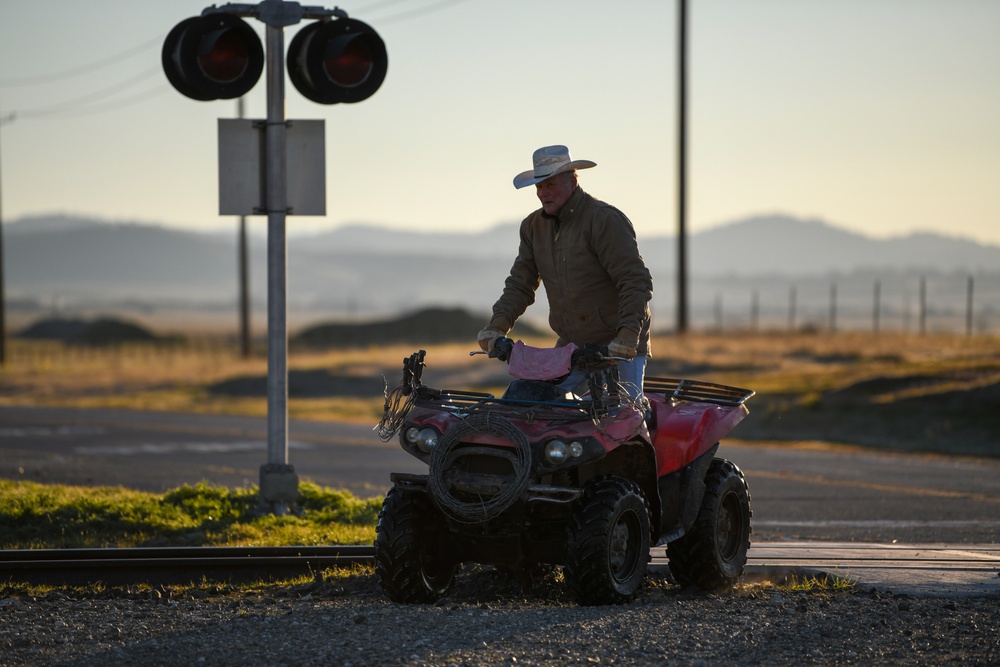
(0, 545, 375, 587)
(6, 544, 996, 587)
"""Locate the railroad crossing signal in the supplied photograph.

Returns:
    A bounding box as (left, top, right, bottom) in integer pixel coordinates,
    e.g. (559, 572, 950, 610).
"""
(162, 11, 387, 104)
(160, 2, 388, 514)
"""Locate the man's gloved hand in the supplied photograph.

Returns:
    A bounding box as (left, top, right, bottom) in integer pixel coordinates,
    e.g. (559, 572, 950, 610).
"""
(608, 328, 639, 360)
(477, 327, 506, 353)
(608, 338, 637, 360)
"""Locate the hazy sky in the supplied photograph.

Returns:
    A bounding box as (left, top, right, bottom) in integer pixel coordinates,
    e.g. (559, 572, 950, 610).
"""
(1, 0, 998, 244)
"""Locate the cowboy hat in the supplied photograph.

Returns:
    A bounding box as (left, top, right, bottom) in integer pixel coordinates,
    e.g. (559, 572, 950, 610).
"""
(512, 145, 596, 189)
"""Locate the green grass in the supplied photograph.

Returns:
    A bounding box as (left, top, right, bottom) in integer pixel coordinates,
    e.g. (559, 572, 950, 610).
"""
(777, 572, 856, 593)
(0, 479, 381, 550)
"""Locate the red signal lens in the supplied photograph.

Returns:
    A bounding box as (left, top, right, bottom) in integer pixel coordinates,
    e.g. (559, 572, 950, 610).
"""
(199, 29, 250, 83)
(323, 37, 373, 87)
(163, 13, 263, 101)
(286, 17, 387, 104)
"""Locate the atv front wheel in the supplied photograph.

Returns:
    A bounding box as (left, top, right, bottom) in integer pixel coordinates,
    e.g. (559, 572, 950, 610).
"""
(565, 477, 651, 605)
(374, 486, 457, 603)
(667, 458, 751, 589)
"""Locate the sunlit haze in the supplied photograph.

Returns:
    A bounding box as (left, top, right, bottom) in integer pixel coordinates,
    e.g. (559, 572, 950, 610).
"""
(1, 0, 998, 244)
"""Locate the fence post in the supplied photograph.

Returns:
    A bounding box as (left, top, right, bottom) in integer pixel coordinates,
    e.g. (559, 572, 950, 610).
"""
(919, 276, 927, 335)
(966, 274, 974, 337)
(788, 284, 796, 332)
(751, 289, 759, 332)
(714, 293, 723, 332)
(829, 283, 837, 334)
(873, 279, 881, 335)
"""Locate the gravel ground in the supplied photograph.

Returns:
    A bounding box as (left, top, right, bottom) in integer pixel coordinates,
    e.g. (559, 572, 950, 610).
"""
(1, 568, 997, 666)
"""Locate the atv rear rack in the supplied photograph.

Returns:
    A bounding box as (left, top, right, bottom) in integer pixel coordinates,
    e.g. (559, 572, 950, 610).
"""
(643, 377, 755, 407)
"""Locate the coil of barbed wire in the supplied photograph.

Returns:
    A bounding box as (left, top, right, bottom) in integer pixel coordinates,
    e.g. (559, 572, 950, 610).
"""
(429, 412, 531, 523)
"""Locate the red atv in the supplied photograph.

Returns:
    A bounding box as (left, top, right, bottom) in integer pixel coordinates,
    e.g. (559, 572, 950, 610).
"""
(374, 337, 754, 605)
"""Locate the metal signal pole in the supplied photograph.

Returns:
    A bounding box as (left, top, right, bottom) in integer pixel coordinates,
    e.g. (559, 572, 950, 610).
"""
(676, 0, 689, 334)
(260, 20, 297, 515)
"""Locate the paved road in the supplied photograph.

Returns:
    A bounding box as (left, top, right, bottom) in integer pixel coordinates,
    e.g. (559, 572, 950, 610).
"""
(2, 406, 998, 545)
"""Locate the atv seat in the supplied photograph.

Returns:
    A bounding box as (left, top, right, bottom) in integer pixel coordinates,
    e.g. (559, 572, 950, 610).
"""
(507, 340, 578, 381)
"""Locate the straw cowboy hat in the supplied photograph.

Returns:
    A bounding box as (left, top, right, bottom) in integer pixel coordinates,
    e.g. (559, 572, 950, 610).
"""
(512, 145, 596, 189)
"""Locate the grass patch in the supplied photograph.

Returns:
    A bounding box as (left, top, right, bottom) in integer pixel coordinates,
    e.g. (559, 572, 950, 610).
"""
(776, 571, 857, 593)
(0, 480, 380, 550)
(736, 570, 857, 598)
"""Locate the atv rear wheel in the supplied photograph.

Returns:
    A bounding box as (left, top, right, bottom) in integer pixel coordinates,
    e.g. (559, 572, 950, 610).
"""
(667, 458, 751, 590)
(374, 485, 457, 603)
(565, 477, 651, 605)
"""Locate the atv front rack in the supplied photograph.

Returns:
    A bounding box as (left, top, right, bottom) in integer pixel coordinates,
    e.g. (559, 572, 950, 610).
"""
(413, 387, 595, 422)
(643, 377, 755, 407)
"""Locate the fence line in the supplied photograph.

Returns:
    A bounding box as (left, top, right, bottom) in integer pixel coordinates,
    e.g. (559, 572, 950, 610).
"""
(693, 273, 996, 336)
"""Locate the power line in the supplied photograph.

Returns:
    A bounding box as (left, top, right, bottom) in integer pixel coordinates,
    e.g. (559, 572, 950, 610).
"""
(22, 85, 170, 120)
(1, 0, 468, 121)
(367, 0, 478, 25)
(14, 66, 163, 120)
(0, 37, 161, 88)
(356, 0, 412, 13)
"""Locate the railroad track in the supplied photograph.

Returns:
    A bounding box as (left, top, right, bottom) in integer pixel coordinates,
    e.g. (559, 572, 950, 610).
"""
(3, 543, 997, 590)
(0, 545, 376, 587)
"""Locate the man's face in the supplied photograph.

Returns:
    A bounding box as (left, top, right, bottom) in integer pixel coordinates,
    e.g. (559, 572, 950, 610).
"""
(535, 172, 576, 216)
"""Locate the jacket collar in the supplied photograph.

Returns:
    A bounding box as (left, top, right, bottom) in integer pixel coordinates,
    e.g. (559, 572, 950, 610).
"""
(541, 186, 588, 222)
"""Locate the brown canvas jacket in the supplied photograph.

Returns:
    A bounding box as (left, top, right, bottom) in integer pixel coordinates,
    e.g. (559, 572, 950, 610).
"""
(489, 187, 653, 355)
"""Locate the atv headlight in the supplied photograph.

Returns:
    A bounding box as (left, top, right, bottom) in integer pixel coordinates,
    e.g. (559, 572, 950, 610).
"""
(544, 440, 569, 465)
(405, 427, 439, 453)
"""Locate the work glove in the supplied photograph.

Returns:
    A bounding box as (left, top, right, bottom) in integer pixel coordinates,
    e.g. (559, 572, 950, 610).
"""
(607, 328, 639, 360)
(477, 327, 506, 353)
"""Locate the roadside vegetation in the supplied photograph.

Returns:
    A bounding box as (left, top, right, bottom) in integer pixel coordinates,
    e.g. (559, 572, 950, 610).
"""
(1, 475, 856, 598)
(0, 479, 380, 550)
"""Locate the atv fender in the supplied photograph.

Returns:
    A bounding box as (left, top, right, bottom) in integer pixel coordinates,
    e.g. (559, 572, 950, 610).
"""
(597, 439, 661, 542)
(649, 399, 748, 476)
(655, 443, 718, 544)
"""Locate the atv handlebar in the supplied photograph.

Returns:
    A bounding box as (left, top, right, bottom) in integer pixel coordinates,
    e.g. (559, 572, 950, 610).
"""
(469, 337, 630, 367)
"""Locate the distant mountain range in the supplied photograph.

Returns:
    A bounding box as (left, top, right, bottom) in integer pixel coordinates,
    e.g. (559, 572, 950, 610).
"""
(6, 213, 999, 333)
(272, 215, 1000, 275)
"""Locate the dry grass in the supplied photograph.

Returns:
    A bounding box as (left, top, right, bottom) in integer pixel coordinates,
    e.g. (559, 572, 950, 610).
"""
(2, 331, 998, 456)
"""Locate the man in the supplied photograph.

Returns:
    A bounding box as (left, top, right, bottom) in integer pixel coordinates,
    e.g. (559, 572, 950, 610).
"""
(477, 145, 653, 400)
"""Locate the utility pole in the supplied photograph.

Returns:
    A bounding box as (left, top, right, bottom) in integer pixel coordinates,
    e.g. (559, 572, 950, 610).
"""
(0, 111, 14, 368)
(676, 0, 689, 334)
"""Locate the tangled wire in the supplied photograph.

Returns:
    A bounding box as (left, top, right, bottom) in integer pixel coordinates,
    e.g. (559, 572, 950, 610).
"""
(583, 371, 648, 446)
(375, 350, 426, 442)
(375, 375, 417, 442)
(429, 412, 532, 524)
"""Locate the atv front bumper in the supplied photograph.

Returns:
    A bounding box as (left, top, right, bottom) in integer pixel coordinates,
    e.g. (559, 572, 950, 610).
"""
(390, 471, 583, 505)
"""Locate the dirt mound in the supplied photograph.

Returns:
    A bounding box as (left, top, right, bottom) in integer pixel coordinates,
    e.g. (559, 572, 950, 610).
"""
(208, 370, 385, 398)
(292, 307, 543, 349)
(740, 373, 1000, 458)
(17, 317, 162, 346)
